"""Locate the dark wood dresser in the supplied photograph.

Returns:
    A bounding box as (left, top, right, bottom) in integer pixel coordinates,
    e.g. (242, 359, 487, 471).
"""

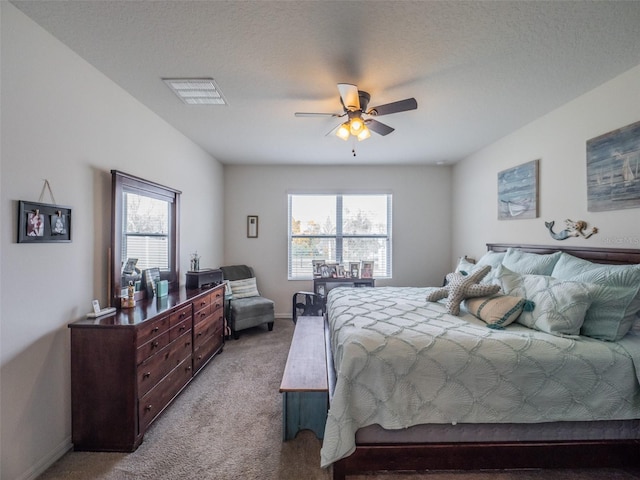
(68, 284, 224, 451)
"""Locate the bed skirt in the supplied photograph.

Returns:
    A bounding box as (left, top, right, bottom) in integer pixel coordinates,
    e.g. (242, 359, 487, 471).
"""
(355, 419, 640, 443)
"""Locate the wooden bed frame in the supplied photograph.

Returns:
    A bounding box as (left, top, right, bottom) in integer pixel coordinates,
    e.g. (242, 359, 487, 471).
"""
(330, 243, 640, 480)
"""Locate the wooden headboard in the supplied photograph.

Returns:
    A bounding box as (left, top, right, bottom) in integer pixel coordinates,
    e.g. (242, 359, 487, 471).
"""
(487, 243, 640, 265)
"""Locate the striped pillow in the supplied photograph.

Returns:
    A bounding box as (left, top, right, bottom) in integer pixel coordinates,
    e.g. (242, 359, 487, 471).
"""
(464, 295, 530, 329)
(229, 277, 259, 299)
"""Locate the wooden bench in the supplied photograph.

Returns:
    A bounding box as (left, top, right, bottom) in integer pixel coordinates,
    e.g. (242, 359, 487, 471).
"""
(279, 316, 329, 441)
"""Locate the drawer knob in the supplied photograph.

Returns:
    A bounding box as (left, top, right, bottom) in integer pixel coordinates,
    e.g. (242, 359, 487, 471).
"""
(152, 326, 159, 333)
(145, 404, 153, 411)
(143, 372, 151, 379)
(186, 365, 192, 371)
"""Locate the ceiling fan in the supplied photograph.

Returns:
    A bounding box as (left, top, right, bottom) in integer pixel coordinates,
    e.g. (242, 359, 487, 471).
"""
(295, 83, 418, 142)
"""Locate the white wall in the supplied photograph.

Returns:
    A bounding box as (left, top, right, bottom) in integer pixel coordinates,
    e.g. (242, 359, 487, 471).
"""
(223, 165, 452, 316)
(0, 5, 224, 479)
(451, 64, 640, 264)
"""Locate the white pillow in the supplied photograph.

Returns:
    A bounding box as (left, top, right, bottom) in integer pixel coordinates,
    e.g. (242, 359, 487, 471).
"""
(476, 251, 506, 269)
(494, 265, 595, 337)
(502, 248, 561, 276)
(455, 251, 505, 285)
(229, 277, 260, 299)
(551, 252, 640, 341)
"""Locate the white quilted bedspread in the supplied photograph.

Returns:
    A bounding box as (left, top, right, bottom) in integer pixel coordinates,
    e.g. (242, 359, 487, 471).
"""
(320, 287, 640, 467)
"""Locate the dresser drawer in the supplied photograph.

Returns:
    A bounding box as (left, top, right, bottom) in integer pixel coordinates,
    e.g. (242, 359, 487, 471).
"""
(138, 357, 192, 432)
(211, 288, 224, 311)
(136, 330, 170, 365)
(169, 317, 191, 342)
(193, 303, 211, 325)
(193, 337, 220, 372)
(137, 330, 192, 397)
(137, 315, 170, 346)
(194, 316, 217, 349)
(193, 293, 211, 312)
(170, 305, 191, 329)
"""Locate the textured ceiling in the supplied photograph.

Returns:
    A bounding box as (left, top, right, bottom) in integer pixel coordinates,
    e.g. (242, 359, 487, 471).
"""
(11, 0, 640, 165)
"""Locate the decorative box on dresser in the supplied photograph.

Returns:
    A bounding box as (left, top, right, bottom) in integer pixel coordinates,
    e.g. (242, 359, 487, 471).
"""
(68, 284, 224, 452)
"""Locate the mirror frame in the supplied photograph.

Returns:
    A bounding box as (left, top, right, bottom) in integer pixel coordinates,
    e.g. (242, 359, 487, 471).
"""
(110, 170, 181, 305)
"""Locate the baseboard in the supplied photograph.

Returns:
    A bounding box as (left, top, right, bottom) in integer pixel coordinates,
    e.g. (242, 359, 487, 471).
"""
(275, 313, 293, 320)
(16, 436, 72, 480)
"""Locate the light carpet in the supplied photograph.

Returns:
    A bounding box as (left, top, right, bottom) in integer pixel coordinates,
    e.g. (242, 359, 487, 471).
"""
(39, 318, 640, 480)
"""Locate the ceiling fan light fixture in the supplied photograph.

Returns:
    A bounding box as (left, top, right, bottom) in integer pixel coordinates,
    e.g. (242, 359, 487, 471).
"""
(336, 123, 351, 141)
(349, 117, 364, 135)
(357, 126, 371, 141)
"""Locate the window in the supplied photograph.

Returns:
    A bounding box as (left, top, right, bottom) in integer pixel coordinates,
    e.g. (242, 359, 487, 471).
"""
(111, 170, 180, 303)
(288, 193, 392, 279)
(122, 192, 169, 271)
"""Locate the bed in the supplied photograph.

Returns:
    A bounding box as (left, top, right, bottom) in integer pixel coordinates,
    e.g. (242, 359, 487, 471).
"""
(323, 243, 640, 479)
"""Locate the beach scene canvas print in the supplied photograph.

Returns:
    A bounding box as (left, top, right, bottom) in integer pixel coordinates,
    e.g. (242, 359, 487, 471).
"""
(498, 159, 539, 220)
(587, 120, 640, 212)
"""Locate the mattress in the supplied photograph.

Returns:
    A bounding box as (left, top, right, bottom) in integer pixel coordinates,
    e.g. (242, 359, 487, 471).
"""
(321, 286, 640, 467)
(355, 419, 640, 443)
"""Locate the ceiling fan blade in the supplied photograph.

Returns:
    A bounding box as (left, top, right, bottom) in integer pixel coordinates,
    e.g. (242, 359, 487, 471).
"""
(295, 112, 341, 117)
(337, 83, 360, 111)
(368, 97, 417, 116)
(366, 119, 395, 136)
(325, 124, 341, 137)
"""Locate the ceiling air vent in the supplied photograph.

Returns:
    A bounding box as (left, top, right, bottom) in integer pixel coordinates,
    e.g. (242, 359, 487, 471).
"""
(163, 78, 227, 105)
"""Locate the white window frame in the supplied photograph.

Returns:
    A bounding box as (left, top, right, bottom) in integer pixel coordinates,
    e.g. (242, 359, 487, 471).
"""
(288, 193, 392, 280)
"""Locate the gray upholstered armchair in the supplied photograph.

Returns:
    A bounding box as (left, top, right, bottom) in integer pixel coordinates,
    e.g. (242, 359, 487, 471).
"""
(220, 265, 275, 339)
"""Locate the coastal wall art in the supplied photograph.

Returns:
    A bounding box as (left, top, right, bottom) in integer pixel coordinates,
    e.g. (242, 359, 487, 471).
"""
(497, 159, 539, 220)
(587, 119, 640, 212)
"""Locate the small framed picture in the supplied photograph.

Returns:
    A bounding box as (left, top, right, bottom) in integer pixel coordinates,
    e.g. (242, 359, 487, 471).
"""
(122, 258, 139, 275)
(320, 264, 331, 278)
(336, 264, 345, 277)
(349, 262, 360, 278)
(316, 284, 326, 296)
(142, 267, 161, 298)
(326, 262, 338, 278)
(247, 215, 259, 238)
(312, 259, 325, 277)
(361, 261, 374, 278)
(18, 200, 72, 243)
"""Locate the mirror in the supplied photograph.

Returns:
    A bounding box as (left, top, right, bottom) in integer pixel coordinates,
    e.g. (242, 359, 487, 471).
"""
(110, 170, 181, 305)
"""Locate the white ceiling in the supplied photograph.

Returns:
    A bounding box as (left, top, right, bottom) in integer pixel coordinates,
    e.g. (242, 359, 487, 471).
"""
(11, 0, 640, 166)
